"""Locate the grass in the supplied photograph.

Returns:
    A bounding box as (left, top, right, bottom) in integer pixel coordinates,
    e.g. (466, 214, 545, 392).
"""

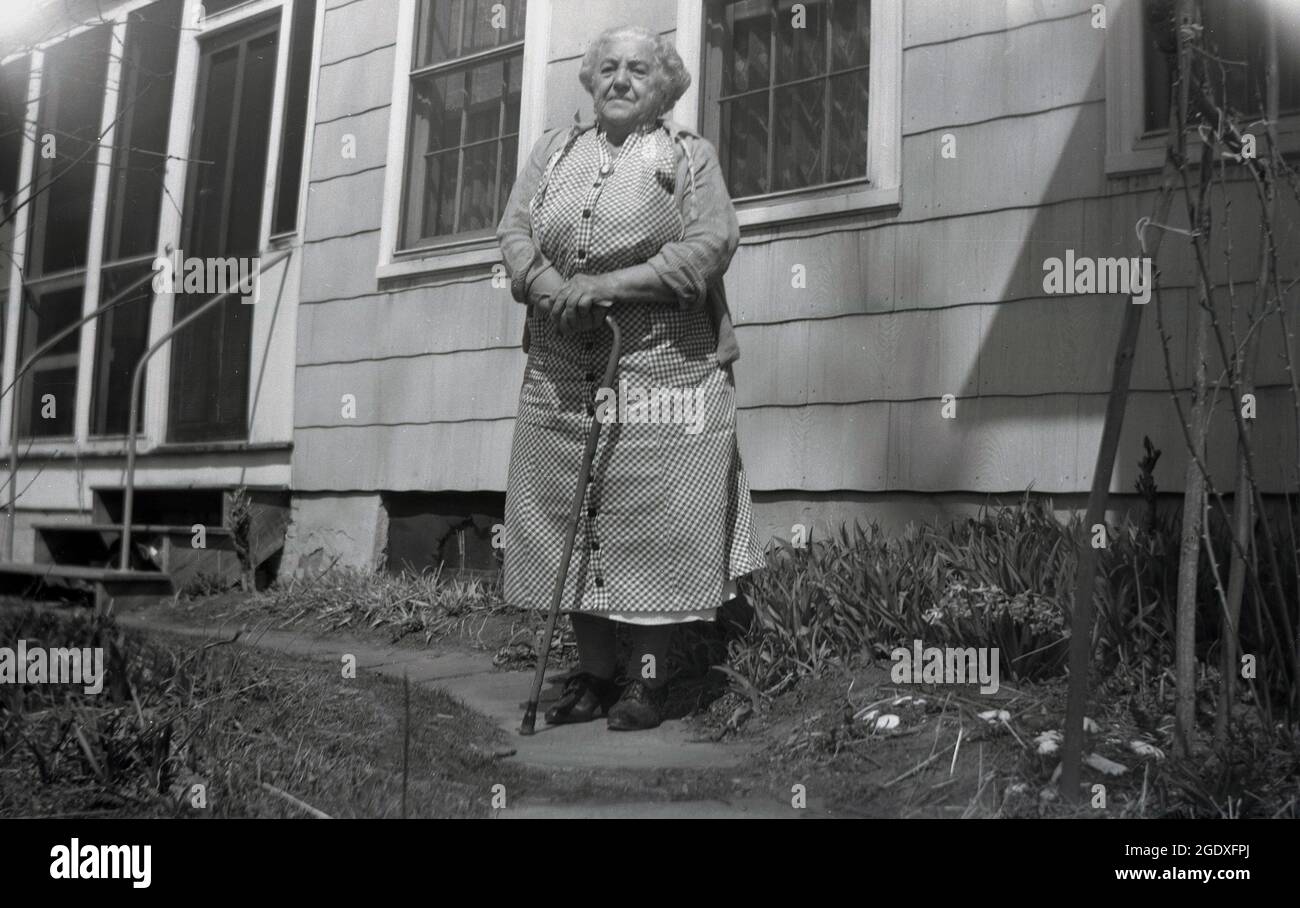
(0, 603, 520, 817)
(0, 603, 738, 818)
(734, 493, 1297, 710)
(175, 564, 548, 655)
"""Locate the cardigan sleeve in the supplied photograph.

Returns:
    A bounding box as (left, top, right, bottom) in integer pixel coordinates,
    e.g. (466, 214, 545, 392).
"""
(495, 127, 564, 304)
(642, 134, 741, 310)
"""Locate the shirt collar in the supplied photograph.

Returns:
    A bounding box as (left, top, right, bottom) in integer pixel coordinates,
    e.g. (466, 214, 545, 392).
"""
(571, 112, 702, 142)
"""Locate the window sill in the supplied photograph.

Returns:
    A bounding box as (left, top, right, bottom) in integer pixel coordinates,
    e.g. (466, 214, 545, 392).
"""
(0, 440, 292, 461)
(1107, 117, 1300, 177)
(2, 438, 124, 461)
(734, 182, 900, 230)
(8, 436, 77, 455)
(377, 240, 501, 285)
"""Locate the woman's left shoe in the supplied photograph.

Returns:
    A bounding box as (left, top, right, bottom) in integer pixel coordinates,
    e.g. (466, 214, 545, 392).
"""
(607, 680, 666, 731)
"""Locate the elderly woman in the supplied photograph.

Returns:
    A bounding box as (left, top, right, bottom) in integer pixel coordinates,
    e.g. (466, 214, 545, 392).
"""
(495, 24, 765, 731)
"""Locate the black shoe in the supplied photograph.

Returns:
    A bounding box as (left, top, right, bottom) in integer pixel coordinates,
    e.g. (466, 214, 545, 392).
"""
(607, 680, 665, 731)
(544, 672, 619, 725)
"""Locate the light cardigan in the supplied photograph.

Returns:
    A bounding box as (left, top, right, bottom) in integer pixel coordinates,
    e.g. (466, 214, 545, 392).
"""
(494, 116, 743, 366)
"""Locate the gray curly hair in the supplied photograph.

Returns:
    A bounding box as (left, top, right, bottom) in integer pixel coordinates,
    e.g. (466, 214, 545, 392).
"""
(577, 25, 692, 119)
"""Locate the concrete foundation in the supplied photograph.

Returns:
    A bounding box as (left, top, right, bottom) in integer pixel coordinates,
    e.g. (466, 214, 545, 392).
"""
(272, 489, 1230, 581)
(278, 491, 387, 578)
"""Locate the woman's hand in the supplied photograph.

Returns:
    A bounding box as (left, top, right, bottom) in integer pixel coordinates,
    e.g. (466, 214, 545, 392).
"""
(528, 267, 567, 322)
(550, 273, 614, 336)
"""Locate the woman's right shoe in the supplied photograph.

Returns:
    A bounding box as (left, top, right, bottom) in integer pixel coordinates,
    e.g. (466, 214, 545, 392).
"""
(544, 672, 620, 725)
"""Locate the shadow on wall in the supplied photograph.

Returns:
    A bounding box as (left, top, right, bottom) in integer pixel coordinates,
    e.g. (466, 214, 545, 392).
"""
(890, 20, 1299, 501)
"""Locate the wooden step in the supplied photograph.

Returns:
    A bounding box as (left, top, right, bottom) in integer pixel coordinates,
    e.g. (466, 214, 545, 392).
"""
(32, 523, 241, 588)
(0, 561, 167, 582)
(0, 561, 174, 614)
(33, 522, 233, 537)
(86, 487, 289, 571)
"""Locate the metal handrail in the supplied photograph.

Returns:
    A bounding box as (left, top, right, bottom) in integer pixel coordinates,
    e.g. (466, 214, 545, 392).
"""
(3, 246, 173, 560)
(119, 248, 291, 569)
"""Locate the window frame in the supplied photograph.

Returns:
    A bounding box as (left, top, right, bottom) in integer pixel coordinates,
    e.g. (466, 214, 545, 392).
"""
(17, 275, 88, 440)
(18, 20, 117, 445)
(676, 0, 901, 229)
(377, 0, 551, 282)
(1104, 0, 1300, 176)
(93, 0, 185, 438)
(269, 0, 317, 238)
(169, 13, 283, 443)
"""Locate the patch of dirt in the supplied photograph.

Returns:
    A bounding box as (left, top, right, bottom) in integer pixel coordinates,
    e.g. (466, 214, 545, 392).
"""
(686, 653, 1300, 818)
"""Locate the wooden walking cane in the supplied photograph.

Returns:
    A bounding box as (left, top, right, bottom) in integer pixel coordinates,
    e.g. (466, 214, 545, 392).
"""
(520, 311, 622, 735)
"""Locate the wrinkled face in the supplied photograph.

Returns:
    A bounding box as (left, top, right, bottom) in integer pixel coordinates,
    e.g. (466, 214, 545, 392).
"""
(592, 33, 663, 130)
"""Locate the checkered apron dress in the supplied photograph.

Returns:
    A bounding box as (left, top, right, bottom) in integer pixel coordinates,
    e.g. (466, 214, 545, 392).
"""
(502, 122, 766, 619)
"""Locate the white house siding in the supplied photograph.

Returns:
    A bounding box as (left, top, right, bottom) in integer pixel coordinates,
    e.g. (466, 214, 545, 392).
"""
(286, 0, 1298, 569)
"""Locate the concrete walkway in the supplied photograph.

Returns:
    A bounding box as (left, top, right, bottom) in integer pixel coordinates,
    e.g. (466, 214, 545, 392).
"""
(118, 612, 802, 819)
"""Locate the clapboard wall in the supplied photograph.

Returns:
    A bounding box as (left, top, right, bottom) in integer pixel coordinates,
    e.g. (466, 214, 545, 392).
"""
(293, 0, 1299, 541)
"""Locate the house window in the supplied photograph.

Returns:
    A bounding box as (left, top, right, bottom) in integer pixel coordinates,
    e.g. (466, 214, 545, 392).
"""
(0, 56, 30, 214)
(1141, 0, 1300, 133)
(398, 0, 528, 249)
(1106, 0, 1300, 175)
(680, 0, 899, 226)
(168, 17, 281, 442)
(19, 24, 112, 439)
(271, 0, 316, 235)
(94, 0, 183, 437)
(0, 56, 30, 375)
(701, 0, 871, 199)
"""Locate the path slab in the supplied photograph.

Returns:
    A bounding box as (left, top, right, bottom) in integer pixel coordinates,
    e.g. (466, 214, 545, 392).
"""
(119, 614, 755, 773)
(438, 669, 750, 770)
